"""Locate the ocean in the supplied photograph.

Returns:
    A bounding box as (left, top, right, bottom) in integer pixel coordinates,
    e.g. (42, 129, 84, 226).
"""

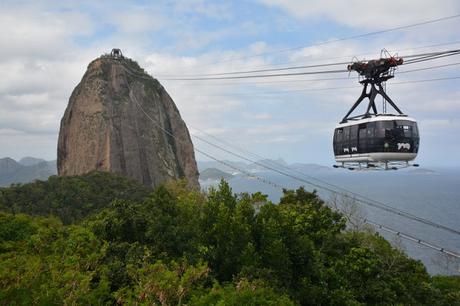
(200, 167, 460, 275)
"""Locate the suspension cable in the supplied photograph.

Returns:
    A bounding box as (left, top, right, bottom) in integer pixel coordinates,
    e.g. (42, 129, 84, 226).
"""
(191, 133, 460, 236)
(193, 14, 460, 68)
(159, 49, 460, 79)
(170, 40, 460, 74)
(170, 76, 460, 97)
(131, 90, 460, 259)
(122, 61, 460, 243)
(159, 49, 460, 81)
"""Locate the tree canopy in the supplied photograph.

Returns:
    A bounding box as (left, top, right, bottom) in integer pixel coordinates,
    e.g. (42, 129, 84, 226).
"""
(0, 173, 458, 305)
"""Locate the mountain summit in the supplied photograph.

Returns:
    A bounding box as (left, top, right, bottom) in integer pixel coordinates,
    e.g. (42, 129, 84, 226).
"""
(57, 49, 199, 189)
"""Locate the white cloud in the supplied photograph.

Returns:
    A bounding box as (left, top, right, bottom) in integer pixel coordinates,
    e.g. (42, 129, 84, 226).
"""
(109, 9, 165, 34)
(242, 112, 272, 120)
(172, 0, 232, 20)
(259, 0, 460, 29)
(0, 0, 458, 166)
(0, 8, 94, 60)
(416, 92, 460, 111)
(421, 118, 458, 129)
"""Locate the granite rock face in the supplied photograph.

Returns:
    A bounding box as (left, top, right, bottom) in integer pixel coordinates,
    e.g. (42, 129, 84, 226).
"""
(57, 54, 199, 189)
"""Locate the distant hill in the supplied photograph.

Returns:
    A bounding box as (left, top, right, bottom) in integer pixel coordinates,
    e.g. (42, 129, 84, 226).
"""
(289, 163, 333, 172)
(197, 160, 248, 173)
(199, 168, 233, 181)
(0, 157, 57, 186)
(0, 158, 22, 177)
(408, 168, 436, 175)
(19, 156, 47, 166)
(248, 158, 288, 171)
(198, 159, 332, 174)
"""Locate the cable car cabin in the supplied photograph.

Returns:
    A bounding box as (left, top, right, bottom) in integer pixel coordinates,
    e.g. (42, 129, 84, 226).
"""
(333, 116, 419, 164)
(334, 52, 420, 169)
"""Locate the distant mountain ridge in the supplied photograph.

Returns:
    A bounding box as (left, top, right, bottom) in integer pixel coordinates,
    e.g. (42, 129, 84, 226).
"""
(198, 158, 332, 174)
(2, 157, 326, 186)
(0, 157, 57, 187)
(199, 168, 233, 181)
(19, 157, 47, 166)
(2, 157, 432, 187)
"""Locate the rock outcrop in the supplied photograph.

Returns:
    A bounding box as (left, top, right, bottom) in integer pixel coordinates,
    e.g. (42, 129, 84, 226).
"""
(57, 52, 199, 189)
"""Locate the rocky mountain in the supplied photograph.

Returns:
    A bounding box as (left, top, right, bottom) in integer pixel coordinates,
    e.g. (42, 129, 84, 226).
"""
(57, 51, 199, 189)
(0, 157, 57, 187)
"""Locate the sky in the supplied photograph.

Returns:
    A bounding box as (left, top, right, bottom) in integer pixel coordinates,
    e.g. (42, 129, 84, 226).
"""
(1, 0, 460, 167)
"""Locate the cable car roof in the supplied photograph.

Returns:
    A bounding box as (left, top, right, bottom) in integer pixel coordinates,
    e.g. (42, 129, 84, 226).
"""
(335, 115, 417, 128)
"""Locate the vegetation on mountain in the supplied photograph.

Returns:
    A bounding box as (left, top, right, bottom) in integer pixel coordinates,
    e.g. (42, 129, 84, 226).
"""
(0, 172, 150, 224)
(0, 172, 458, 305)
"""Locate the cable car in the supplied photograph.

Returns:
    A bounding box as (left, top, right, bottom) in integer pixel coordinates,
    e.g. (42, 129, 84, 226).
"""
(333, 53, 420, 170)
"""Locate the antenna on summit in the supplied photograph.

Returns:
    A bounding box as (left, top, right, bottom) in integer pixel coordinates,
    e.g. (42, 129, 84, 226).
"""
(110, 48, 123, 59)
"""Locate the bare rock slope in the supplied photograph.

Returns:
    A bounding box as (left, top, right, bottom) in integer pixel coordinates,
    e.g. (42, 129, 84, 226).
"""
(57, 53, 199, 189)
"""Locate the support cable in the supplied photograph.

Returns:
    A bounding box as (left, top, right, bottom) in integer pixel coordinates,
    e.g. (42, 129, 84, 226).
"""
(159, 49, 460, 79)
(160, 49, 460, 81)
(194, 14, 460, 68)
(130, 83, 460, 259)
(122, 62, 460, 253)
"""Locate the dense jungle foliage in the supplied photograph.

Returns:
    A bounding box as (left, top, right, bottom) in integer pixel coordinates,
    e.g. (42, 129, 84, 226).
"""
(0, 172, 459, 305)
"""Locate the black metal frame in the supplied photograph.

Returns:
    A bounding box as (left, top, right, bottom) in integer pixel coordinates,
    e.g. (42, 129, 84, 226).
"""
(341, 75, 404, 123)
(341, 54, 406, 123)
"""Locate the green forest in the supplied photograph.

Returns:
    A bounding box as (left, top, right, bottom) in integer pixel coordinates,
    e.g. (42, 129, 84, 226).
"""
(0, 171, 459, 305)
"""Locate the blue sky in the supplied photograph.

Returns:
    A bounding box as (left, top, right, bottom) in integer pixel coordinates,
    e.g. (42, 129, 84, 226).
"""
(1, 0, 460, 166)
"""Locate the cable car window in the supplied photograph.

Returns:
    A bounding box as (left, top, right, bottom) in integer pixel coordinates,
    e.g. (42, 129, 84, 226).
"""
(350, 125, 358, 140)
(381, 121, 394, 129)
(378, 121, 394, 137)
(335, 128, 343, 142)
(344, 126, 350, 140)
(366, 122, 375, 138)
(365, 122, 376, 151)
(358, 124, 367, 140)
(403, 126, 412, 137)
(396, 121, 412, 137)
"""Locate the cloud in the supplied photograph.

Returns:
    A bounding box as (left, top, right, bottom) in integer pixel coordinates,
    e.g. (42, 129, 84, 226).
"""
(108, 9, 166, 34)
(0, 0, 459, 166)
(416, 92, 460, 111)
(0, 128, 57, 160)
(0, 7, 94, 61)
(258, 0, 460, 29)
(242, 112, 273, 120)
(142, 36, 460, 165)
(421, 118, 458, 129)
(172, 0, 233, 20)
